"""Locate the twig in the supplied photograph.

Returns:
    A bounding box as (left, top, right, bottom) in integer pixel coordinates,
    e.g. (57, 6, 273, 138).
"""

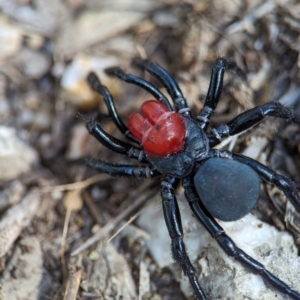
(0, 190, 40, 258)
(71, 181, 158, 256)
(38, 173, 111, 193)
(63, 259, 83, 300)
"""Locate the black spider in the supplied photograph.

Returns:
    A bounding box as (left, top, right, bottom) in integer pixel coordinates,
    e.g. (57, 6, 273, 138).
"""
(85, 58, 300, 300)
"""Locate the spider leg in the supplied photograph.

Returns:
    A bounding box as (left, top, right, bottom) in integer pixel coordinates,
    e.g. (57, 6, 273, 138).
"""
(105, 67, 173, 111)
(197, 58, 245, 130)
(161, 176, 207, 300)
(232, 153, 300, 213)
(182, 176, 300, 300)
(132, 58, 191, 116)
(207, 101, 300, 147)
(86, 118, 148, 162)
(86, 157, 160, 178)
(87, 72, 140, 144)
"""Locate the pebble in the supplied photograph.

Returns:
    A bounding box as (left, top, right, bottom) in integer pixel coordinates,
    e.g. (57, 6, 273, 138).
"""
(60, 53, 121, 109)
(0, 126, 38, 181)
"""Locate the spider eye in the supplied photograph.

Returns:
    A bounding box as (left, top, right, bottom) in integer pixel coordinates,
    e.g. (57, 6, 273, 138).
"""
(194, 158, 260, 221)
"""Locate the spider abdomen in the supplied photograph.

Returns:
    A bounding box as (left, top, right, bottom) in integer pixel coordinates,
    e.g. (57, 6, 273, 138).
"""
(194, 158, 260, 221)
(128, 100, 186, 156)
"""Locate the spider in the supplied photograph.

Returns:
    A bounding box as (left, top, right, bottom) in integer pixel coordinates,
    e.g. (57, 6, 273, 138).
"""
(85, 57, 300, 300)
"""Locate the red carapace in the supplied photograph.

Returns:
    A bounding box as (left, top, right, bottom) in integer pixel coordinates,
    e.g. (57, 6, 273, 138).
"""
(128, 100, 186, 156)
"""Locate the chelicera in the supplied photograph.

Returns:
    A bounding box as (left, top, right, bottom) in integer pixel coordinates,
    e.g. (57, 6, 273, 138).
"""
(85, 58, 300, 299)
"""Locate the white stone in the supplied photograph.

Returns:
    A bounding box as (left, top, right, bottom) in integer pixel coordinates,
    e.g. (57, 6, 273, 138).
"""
(0, 236, 43, 300)
(60, 53, 120, 108)
(137, 195, 300, 299)
(0, 17, 23, 62)
(0, 126, 38, 181)
(55, 10, 145, 56)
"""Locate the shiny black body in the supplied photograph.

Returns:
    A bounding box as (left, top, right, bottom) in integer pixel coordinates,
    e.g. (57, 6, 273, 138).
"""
(147, 117, 209, 177)
(86, 58, 300, 300)
(194, 157, 260, 221)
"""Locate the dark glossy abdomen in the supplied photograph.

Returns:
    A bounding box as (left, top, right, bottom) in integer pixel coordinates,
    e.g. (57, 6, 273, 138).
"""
(194, 157, 260, 221)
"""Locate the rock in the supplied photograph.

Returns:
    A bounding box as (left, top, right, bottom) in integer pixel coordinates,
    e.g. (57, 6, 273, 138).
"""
(137, 195, 300, 299)
(66, 123, 91, 159)
(0, 236, 43, 300)
(13, 48, 51, 79)
(55, 10, 145, 57)
(0, 126, 38, 181)
(60, 53, 121, 109)
(0, 16, 23, 62)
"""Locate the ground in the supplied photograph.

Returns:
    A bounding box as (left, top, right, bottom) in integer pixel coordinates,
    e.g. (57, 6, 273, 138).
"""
(0, 1, 300, 300)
